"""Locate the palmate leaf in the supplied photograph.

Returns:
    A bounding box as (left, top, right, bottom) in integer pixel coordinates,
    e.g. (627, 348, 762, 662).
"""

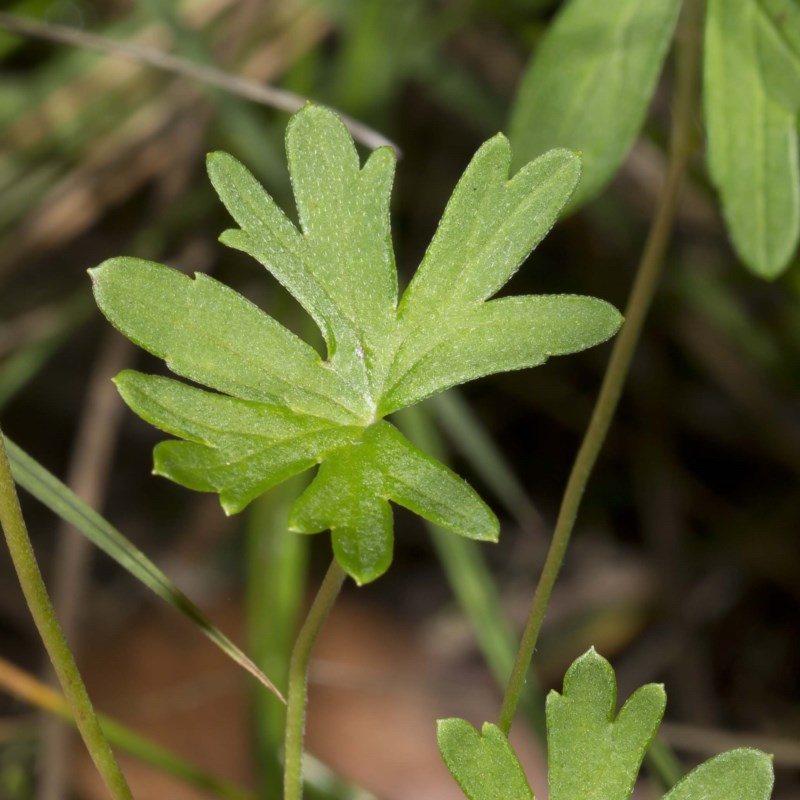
(439, 650, 774, 800)
(546, 648, 665, 800)
(91, 105, 622, 585)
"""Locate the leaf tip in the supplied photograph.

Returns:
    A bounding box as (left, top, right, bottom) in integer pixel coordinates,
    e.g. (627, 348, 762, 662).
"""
(220, 494, 247, 516)
(87, 258, 119, 286)
(206, 150, 228, 169)
(484, 521, 501, 544)
(206, 151, 239, 184)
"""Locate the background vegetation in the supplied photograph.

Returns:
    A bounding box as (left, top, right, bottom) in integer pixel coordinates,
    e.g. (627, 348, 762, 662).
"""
(0, 1, 798, 798)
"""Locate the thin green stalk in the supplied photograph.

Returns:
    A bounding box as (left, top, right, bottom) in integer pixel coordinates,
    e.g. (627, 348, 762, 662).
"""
(0, 429, 133, 799)
(283, 557, 346, 800)
(498, 0, 704, 735)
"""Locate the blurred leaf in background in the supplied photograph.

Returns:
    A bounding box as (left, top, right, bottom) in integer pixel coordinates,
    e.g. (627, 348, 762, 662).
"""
(0, 1, 798, 797)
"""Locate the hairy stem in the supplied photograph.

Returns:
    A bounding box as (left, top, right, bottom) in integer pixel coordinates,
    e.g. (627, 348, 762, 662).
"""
(283, 557, 346, 800)
(498, 0, 703, 735)
(0, 430, 133, 799)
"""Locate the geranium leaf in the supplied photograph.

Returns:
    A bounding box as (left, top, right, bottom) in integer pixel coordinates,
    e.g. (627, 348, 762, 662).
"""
(547, 648, 666, 800)
(93, 105, 623, 585)
(114, 371, 361, 514)
(395, 142, 580, 333)
(382, 295, 622, 414)
(662, 749, 774, 800)
(90, 258, 357, 423)
(209, 104, 397, 404)
(437, 719, 534, 800)
(289, 421, 497, 584)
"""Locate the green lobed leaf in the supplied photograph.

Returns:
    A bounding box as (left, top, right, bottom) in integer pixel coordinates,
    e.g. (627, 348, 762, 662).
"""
(395, 142, 581, 332)
(547, 648, 666, 800)
(438, 650, 774, 800)
(663, 749, 774, 800)
(89, 258, 358, 423)
(437, 719, 533, 800)
(209, 104, 397, 405)
(289, 421, 497, 584)
(114, 371, 361, 514)
(509, 0, 681, 209)
(383, 295, 622, 414)
(92, 104, 623, 584)
(705, 0, 800, 278)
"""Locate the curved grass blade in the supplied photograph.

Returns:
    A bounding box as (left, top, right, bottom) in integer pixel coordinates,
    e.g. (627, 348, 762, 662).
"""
(429, 392, 543, 535)
(4, 436, 284, 703)
(396, 403, 546, 739)
(0, 11, 397, 152)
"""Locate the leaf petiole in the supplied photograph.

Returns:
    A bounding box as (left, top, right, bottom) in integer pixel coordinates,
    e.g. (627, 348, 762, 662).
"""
(283, 557, 347, 800)
(0, 430, 133, 799)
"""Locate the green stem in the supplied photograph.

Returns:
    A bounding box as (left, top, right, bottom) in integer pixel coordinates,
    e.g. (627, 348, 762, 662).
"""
(498, 0, 703, 735)
(0, 430, 133, 799)
(283, 557, 346, 800)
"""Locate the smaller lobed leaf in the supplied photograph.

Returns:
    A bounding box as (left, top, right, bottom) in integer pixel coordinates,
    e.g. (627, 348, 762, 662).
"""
(547, 647, 666, 800)
(437, 719, 534, 800)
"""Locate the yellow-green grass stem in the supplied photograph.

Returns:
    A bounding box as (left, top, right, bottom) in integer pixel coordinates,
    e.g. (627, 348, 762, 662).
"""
(0, 430, 133, 798)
